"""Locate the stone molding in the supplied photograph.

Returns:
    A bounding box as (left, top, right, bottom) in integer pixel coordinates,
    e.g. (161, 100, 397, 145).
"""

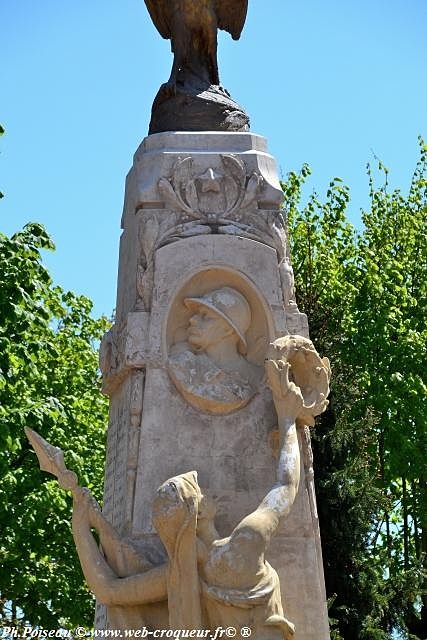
(100, 312, 150, 395)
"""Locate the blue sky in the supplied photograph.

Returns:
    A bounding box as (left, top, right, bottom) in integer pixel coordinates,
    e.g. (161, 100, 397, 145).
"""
(2, 0, 426, 317)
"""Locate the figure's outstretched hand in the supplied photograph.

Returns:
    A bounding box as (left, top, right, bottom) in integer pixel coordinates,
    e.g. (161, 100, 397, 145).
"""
(265, 358, 304, 422)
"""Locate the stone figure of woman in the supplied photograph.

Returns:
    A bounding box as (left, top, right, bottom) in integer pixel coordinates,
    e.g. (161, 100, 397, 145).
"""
(27, 337, 330, 639)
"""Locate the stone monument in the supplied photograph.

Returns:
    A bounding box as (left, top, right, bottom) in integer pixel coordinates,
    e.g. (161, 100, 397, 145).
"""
(27, 4, 332, 639)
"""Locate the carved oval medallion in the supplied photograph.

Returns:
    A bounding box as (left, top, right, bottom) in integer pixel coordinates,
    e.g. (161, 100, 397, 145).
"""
(166, 269, 270, 415)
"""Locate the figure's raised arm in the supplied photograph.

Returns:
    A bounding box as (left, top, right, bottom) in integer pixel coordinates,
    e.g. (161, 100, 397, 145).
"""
(229, 336, 330, 551)
(228, 360, 302, 553)
(259, 357, 303, 519)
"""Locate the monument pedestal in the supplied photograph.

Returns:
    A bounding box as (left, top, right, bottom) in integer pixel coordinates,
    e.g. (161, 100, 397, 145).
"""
(98, 132, 330, 639)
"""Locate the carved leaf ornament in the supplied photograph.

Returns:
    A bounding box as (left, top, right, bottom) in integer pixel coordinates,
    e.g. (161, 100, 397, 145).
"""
(136, 155, 287, 311)
(158, 155, 262, 222)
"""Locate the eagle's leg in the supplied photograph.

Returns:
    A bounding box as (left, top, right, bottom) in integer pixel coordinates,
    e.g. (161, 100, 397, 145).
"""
(163, 30, 188, 96)
(211, 54, 220, 86)
(206, 28, 220, 85)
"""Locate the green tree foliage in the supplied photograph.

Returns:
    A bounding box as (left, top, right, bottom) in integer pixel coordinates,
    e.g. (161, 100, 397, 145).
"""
(0, 223, 110, 629)
(284, 139, 427, 639)
(351, 147, 427, 638)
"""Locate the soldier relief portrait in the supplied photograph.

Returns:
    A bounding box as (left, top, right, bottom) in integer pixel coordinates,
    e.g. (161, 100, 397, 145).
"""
(167, 285, 264, 414)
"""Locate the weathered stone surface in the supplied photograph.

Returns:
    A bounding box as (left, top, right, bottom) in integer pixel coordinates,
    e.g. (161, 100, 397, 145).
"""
(23, 130, 327, 637)
(122, 132, 284, 225)
(95, 132, 328, 638)
(100, 312, 150, 394)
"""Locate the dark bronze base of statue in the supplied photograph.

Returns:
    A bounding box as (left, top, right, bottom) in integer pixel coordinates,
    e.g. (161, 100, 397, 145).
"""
(148, 74, 250, 135)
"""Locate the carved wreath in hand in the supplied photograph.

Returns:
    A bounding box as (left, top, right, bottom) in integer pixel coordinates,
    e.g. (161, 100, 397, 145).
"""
(266, 335, 331, 426)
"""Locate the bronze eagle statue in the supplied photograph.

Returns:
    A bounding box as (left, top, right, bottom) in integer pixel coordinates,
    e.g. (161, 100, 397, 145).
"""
(144, 0, 248, 90)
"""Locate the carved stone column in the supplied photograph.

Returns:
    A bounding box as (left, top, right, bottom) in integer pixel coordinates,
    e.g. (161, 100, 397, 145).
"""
(97, 132, 330, 639)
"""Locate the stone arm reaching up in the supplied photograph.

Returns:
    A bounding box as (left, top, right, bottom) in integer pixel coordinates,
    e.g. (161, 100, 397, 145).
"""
(225, 335, 330, 561)
(226, 354, 303, 560)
